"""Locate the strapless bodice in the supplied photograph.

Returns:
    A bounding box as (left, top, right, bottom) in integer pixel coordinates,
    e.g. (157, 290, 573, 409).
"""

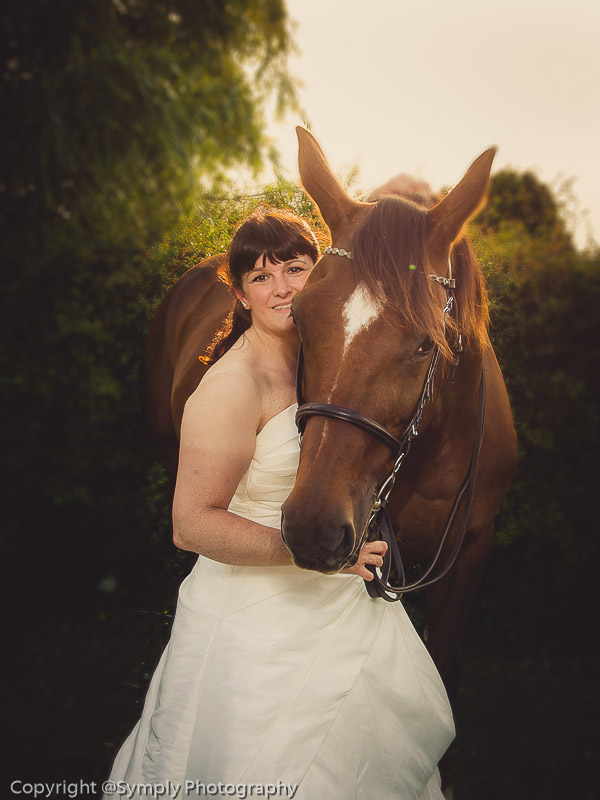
(227, 403, 299, 528)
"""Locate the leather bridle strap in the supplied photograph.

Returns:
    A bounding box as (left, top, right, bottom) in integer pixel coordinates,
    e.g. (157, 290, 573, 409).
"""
(294, 338, 487, 601)
(291, 270, 486, 600)
(296, 402, 402, 452)
(296, 343, 401, 450)
(365, 362, 487, 600)
(295, 336, 444, 455)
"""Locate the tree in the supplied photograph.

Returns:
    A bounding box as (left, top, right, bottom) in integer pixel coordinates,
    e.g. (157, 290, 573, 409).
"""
(470, 175, 599, 603)
(476, 169, 572, 243)
(0, 0, 298, 609)
(1, 0, 295, 243)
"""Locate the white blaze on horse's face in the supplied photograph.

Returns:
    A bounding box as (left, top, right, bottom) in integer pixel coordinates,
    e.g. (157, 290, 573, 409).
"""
(342, 284, 384, 355)
(317, 280, 384, 451)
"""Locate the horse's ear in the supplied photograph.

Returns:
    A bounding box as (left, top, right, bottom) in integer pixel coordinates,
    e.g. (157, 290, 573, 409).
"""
(297, 127, 365, 234)
(427, 147, 497, 262)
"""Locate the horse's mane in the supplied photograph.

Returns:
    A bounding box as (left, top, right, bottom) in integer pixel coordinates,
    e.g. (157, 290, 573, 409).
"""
(351, 197, 489, 356)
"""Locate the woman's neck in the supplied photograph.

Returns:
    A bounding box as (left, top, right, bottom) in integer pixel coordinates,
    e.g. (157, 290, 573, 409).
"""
(244, 326, 299, 375)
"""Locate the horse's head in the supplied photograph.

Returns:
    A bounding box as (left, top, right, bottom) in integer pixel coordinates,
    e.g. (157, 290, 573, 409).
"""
(281, 128, 495, 572)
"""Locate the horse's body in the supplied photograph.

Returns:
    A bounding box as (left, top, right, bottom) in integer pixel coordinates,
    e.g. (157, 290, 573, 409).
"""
(148, 129, 517, 708)
(148, 254, 228, 481)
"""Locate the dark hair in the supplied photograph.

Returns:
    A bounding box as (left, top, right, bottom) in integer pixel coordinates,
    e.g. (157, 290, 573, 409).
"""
(203, 209, 320, 365)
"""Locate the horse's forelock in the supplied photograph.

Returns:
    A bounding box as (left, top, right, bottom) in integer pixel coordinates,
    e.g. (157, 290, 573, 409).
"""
(450, 237, 489, 352)
(351, 198, 448, 353)
(351, 197, 488, 354)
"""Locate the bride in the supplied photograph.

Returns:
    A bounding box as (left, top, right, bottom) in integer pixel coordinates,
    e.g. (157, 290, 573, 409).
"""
(105, 204, 455, 800)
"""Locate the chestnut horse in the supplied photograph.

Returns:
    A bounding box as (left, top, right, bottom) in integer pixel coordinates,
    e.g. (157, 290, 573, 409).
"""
(148, 253, 230, 483)
(148, 129, 517, 706)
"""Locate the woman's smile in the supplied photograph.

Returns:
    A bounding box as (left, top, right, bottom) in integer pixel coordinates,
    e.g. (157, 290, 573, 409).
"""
(240, 254, 313, 333)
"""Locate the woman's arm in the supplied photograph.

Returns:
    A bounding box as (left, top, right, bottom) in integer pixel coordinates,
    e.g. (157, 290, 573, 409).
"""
(172, 369, 292, 566)
(172, 367, 388, 576)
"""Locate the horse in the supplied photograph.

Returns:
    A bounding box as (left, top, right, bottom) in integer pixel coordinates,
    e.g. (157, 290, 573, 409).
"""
(281, 129, 517, 703)
(147, 252, 229, 483)
(147, 129, 517, 709)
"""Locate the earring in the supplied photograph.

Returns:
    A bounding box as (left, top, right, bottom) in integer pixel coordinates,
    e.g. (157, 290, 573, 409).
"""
(240, 300, 249, 309)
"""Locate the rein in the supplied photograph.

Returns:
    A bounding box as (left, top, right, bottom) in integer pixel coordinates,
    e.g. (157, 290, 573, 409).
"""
(293, 252, 487, 601)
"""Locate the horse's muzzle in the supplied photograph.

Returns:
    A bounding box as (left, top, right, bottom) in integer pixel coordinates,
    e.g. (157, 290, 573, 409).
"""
(281, 513, 358, 573)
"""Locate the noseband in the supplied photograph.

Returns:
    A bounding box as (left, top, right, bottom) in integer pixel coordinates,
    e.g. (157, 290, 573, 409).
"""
(293, 249, 487, 601)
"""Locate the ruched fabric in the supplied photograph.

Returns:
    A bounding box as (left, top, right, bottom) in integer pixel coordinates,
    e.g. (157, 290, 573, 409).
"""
(106, 404, 454, 799)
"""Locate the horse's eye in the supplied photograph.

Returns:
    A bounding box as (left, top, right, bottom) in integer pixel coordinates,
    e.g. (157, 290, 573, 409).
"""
(416, 337, 434, 355)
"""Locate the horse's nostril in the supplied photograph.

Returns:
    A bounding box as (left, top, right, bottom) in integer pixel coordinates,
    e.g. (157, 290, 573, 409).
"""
(282, 516, 357, 572)
(339, 522, 355, 556)
(315, 521, 354, 557)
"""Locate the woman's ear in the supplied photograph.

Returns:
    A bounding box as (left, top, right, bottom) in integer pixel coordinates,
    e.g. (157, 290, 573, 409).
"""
(233, 289, 250, 309)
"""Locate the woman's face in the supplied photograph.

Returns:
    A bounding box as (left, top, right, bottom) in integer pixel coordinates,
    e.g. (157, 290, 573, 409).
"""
(238, 253, 314, 335)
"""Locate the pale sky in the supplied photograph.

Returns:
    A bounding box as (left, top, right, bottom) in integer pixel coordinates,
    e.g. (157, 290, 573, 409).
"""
(263, 0, 599, 250)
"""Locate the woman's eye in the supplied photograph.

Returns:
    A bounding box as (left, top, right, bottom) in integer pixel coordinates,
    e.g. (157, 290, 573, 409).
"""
(251, 274, 267, 282)
(416, 337, 434, 355)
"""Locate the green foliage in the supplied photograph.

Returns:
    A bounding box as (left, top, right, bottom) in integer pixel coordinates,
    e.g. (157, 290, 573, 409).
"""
(143, 178, 329, 306)
(1, 177, 325, 615)
(477, 169, 572, 243)
(470, 192, 599, 596)
(2, 0, 296, 243)
(0, 0, 298, 610)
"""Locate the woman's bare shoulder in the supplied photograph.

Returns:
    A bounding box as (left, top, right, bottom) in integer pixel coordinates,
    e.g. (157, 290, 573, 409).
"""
(183, 350, 262, 444)
(195, 351, 258, 397)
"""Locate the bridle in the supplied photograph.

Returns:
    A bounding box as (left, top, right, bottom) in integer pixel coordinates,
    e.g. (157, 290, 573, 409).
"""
(293, 247, 487, 602)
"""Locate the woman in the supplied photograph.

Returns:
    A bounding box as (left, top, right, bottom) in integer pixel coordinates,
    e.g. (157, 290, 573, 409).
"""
(106, 206, 454, 800)
(172, 210, 385, 576)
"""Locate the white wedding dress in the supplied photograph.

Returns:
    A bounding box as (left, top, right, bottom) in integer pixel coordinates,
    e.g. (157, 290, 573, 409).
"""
(106, 404, 454, 799)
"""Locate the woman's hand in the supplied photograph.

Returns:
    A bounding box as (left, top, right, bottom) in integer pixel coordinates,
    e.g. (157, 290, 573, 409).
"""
(341, 540, 388, 581)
